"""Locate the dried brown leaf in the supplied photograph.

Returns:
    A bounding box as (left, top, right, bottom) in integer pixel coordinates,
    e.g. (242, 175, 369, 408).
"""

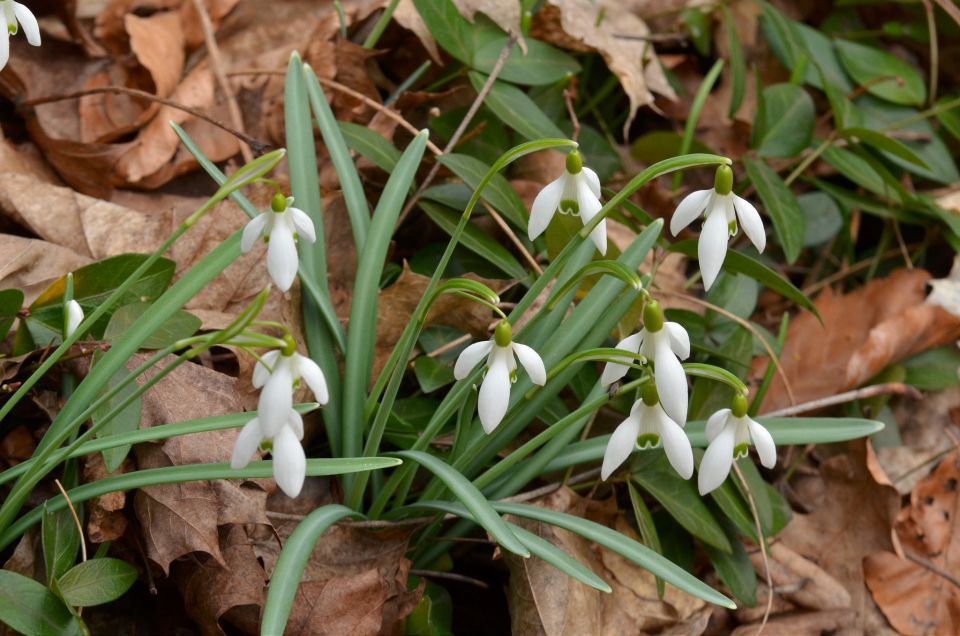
(0, 234, 90, 306)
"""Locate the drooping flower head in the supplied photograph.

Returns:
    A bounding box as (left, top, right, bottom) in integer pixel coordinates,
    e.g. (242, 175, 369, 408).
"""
(231, 337, 328, 498)
(601, 300, 690, 425)
(528, 149, 607, 255)
(0, 1, 40, 71)
(241, 193, 316, 292)
(453, 320, 546, 434)
(697, 394, 777, 495)
(670, 164, 766, 290)
(601, 382, 694, 481)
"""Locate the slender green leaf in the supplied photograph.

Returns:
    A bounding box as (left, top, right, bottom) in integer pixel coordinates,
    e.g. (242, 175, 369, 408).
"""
(90, 362, 141, 473)
(212, 149, 286, 201)
(392, 451, 529, 558)
(705, 528, 757, 607)
(339, 121, 402, 172)
(420, 201, 527, 280)
(0, 570, 81, 636)
(673, 59, 724, 190)
(104, 303, 200, 349)
(627, 481, 665, 598)
(468, 71, 566, 141)
(42, 503, 80, 583)
(842, 126, 928, 168)
(262, 505, 359, 635)
(742, 156, 804, 263)
(722, 6, 746, 117)
(58, 558, 137, 607)
(438, 153, 529, 228)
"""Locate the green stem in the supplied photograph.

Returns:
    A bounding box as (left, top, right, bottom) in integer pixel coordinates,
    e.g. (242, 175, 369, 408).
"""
(784, 133, 837, 186)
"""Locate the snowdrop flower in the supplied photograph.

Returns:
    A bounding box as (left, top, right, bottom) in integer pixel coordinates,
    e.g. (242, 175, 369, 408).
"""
(601, 300, 690, 425)
(528, 149, 607, 255)
(64, 300, 83, 337)
(453, 320, 546, 434)
(601, 382, 693, 481)
(231, 339, 328, 498)
(697, 394, 777, 495)
(0, 1, 40, 71)
(669, 164, 765, 290)
(241, 193, 316, 292)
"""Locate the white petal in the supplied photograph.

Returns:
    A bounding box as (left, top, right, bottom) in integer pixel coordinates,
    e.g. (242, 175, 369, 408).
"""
(13, 2, 38, 45)
(252, 349, 281, 388)
(528, 176, 564, 240)
(670, 189, 712, 235)
(295, 354, 328, 405)
(705, 409, 731, 442)
(453, 340, 493, 380)
(663, 322, 690, 360)
(577, 179, 606, 255)
(600, 332, 644, 386)
(257, 364, 293, 438)
(581, 166, 601, 198)
(267, 221, 299, 292)
(240, 214, 268, 253)
(653, 334, 688, 425)
(230, 418, 263, 469)
(272, 425, 306, 498)
(601, 414, 641, 480)
(288, 207, 317, 244)
(657, 408, 694, 480)
(733, 195, 766, 253)
(65, 300, 83, 337)
(698, 204, 729, 291)
(288, 410, 304, 440)
(478, 353, 511, 434)
(747, 417, 777, 469)
(698, 426, 736, 495)
(512, 342, 546, 385)
(0, 26, 10, 72)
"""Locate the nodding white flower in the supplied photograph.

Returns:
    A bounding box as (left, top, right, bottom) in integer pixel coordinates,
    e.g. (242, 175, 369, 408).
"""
(64, 299, 83, 337)
(231, 412, 306, 498)
(0, 1, 40, 71)
(600, 300, 690, 425)
(528, 149, 607, 255)
(231, 339, 328, 498)
(669, 164, 765, 291)
(241, 193, 316, 292)
(601, 383, 693, 481)
(697, 394, 777, 495)
(453, 320, 546, 434)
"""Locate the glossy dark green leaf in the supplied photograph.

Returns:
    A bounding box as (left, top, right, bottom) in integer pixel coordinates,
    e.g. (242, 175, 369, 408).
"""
(91, 361, 141, 472)
(798, 192, 843, 247)
(468, 72, 566, 141)
(936, 96, 960, 141)
(757, 84, 815, 158)
(42, 503, 80, 583)
(438, 153, 529, 228)
(722, 6, 746, 117)
(760, 3, 851, 92)
(631, 131, 713, 165)
(835, 39, 925, 106)
(0, 570, 81, 636)
(412, 0, 473, 63)
(632, 454, 732, 552)
(627, 481, 665, 598)
(473, 37, 580, 85)
(841, 127, 927, 168)
(742, 156, 805, 262)
(103, 303, 200, 350)
(902, 347, 960, 390)
(0, 288, 23, 341)
(682, 8, 711, 56)
(413, 356, 455, 393)
(58, 558, 138, 607)
(705, 527, 757, 607)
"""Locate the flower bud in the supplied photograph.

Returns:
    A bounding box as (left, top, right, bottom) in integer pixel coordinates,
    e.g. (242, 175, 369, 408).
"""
(494, 320, 513, 347)
(642, 300, 664, 333)
(714, 164, 734, 196)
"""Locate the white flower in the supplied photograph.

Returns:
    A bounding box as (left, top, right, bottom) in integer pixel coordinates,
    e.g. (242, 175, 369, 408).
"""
(231, 343, 328, 498)
(528, 149, 607, 255)
(453, 321, 546, 434)
(601, 300, 690, 425)
(697, 396, 777, 495)
(669, 164, 765, 290)
(65, 299, 83, 337)
(0, 1, 40, 71)
(241, 194, 316, 292)
(601, 386, 693, 481)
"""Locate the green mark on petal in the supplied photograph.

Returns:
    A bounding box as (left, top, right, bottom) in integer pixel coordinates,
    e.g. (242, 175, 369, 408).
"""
(637, 433, 660, 449)
(733, 443, 749, 459)
(559, 198, 580, 215)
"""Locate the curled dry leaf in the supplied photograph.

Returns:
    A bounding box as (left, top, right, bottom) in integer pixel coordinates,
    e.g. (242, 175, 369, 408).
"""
(864, 452, 960, 636)
(505, 488, 707, 636)
(0, 234, 90, 306)
(83, 452, 133, 544)
(759, 269, 960, 413)
(747, 542, 851, 611)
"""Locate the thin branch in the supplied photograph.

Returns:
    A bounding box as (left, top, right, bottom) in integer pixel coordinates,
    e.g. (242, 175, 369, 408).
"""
(21, 86, 270, 153)
(395, 33, 519, 228)
(762, 382, 921, 418)
(410, 569, 490, 589)
(904, 549, 960, 590)
(53, 478, 87, 563)
(264, 510, 434, 528)
(564, 86, 581, 142)
(656, 289, 797, 405)
(502, 468, 602, 504)
(191, 0, 252, 162)
(733, 464, 772, 636)
(482, 201, 543, 275)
